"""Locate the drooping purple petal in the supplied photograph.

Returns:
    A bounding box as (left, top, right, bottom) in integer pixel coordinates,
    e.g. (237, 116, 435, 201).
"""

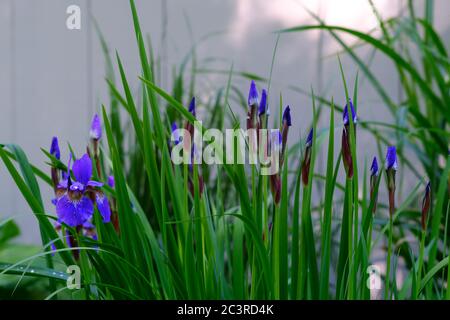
(82, 220, 95, 230)
(282, 106, 291, 127)
(343, 99, 357, 125)
(87, 180, 103, 188)
(107, 175, 115, 188)
(72, 154, 92, 185)
(57, 179, 68, 190)
(56, 195, 94, 227)
(50, 136, 60, 160)
(248, 80, 259, 107)
(259, 89, 267, 116)
(89, 114, 102, 140)
(385, 146, 398, 171)
(370, 156, 379, 176)
(188, 97, 196, 116)
(306, 128, 313, 147)
(96, 193, 111, 223)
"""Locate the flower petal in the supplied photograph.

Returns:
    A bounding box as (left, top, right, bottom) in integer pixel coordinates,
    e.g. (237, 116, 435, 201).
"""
(282, 106, 291, 126)
(258, 89, 267, 116)
(385, 146, 397, 171)
(343, 99, 357, 125)
(56, 195, 93, 227)
(370, 156, 379, 176)
(89, 114, 102, 140)
(107, 176, 115, 188)
(96, 193, 111, 223)
(188, 97, 196, 116)
(87, 180, 103, 188)
(72, 154, 92, 185)
(50, 136, 60, 160)
(248, 80, 259, 107)
(306, 128, 313, 147)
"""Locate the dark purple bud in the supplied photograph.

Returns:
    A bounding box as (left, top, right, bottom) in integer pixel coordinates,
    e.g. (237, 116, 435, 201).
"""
(301, 128, 313, 185)
(50, 136, 61, 160)
(370, 156, 379, 177)
(385, 146, 398, 171)
(343, 99, 357, 126)
(385, 146, 397, 216)
(306, 128, 313, 147)
(171, 122, 180, 145)
(421, 181, 431, 230)
(248, 80, 259, 107)
(259, 89, 267, 116)
(282, 106, 291, 127)
(89, 114, 102, 141)
(369, 156, 379, 213)
(188, 97, 196, 117)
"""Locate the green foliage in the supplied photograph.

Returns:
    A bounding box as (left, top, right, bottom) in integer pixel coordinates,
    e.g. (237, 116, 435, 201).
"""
(0, 0, 448, 300)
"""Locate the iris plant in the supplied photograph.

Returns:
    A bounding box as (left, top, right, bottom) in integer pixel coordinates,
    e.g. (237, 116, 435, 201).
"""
(341, 99, 357, 179)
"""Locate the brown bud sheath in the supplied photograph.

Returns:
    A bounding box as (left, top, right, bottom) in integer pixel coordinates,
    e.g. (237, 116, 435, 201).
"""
(270, 174, 281, 204)
(51, 167, 59, 192)
(301, 147, 312, 186)
(341, 127, 353, 179)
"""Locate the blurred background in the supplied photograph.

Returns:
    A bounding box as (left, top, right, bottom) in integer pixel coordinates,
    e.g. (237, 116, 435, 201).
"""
(1, 0, 449, 244)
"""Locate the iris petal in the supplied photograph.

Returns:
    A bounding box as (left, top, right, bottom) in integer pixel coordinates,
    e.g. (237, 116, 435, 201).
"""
(50, 136, 60, 160)
(72, 154, 92, 185)
(89, 114, 102, 140)
(96, 193, 111, 223)
(282, 106, 291, 126)
(87, 180, 103, 188)
(248, 80, 259, 107)
(56, 195, 94, 227)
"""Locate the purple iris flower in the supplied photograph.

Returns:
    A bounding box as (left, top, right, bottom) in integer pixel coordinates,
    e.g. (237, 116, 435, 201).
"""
(259, 89, 267, 116)
(282, 106, 291, 127)
(385, 146, 398, 171)
(248, 80, 259, 107)
(89, 114, 102, 141)
(306, 128, 313, 147)
(370, 156, 379, 177)
(50, 136, 60, 160)
(342, 99, 357, 126)
(55, 154, 109, 227)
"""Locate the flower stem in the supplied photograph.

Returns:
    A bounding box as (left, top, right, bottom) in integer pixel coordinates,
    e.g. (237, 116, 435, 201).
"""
(415, 229, 426, 299)
(385, 216, 393, 300)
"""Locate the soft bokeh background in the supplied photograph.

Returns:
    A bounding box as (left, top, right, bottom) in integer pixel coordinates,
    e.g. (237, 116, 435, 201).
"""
(1, 0, 449, 244)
